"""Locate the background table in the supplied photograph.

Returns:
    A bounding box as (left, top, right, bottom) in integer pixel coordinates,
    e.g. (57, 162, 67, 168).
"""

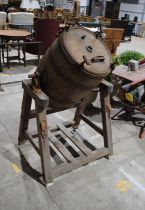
(0, 29, 31, 69)
(112, 64, 145, 82)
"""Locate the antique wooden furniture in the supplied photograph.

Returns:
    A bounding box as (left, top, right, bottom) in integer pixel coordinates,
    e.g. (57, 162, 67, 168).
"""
(0, 29, 31, 68)
(105, 2, 120, 19)
(37, 26, 111, 108)
(98, 17, 111, 27)
(18, 26, 113, 186)
(78, 21, 102, 28)
(24, 19, 59, 61)
(103, 28, 124, 55)
(18, 77, 113, 186)
(110, 19, 135, 41)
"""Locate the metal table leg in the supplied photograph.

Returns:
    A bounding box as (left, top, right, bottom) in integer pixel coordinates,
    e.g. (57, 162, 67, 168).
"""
(0, 46, 3, 72)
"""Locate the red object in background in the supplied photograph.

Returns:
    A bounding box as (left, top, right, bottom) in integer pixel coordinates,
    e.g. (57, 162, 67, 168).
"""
(139, 57, 145, 65)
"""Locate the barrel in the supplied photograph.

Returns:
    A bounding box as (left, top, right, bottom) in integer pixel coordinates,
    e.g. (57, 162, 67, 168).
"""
(36, 26, 112, 108)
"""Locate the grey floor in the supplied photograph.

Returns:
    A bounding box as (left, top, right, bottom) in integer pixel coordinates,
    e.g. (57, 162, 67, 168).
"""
(0, 36, 145, 210)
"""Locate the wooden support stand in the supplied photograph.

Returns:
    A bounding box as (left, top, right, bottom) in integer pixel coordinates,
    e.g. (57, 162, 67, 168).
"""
(18, 79, 113, 186)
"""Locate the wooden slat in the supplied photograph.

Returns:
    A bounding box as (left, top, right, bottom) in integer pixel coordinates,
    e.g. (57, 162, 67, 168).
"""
(31, 121, 75, 138)
(60, 132, 84, 157)
(52, 147, 108, 178)
(50, 121, 75, 133)
(57, 123, 93, 156)
(49, 141, 66, 163)
(80, 114, 103, 136)
(100, 84, 113, 156)
(49, 143, 64, 165)
(48, 131, 74, 163)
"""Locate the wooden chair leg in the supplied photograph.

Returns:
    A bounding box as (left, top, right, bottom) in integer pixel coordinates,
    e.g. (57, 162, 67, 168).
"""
(35, 102, 53, 185)
(17, 40, 21, 63)
(18, 89, 32, 145)
(1, 38, 5, 64)
(6, 42, 9, 68)
(23, 43, 26, 66)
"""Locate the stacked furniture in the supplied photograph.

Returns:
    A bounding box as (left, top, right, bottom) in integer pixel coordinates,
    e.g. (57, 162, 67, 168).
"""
(110, 19, 134, 41)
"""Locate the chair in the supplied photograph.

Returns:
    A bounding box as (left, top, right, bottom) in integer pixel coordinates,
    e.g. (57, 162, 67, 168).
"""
(8, 12, 34, 32)
(110, 19, 129, 40)
(110, 20, 134, 42)
(24, 19, 60, 62)
(112, 61, 145, 138)
(125, 23, 135, 41)
(0, 12, 7, 29)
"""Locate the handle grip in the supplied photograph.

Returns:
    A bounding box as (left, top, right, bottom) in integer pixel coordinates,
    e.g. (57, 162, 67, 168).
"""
(83, 55, 92, 65)
(81, 55, 105, 66)
(91, 56, 105, 63)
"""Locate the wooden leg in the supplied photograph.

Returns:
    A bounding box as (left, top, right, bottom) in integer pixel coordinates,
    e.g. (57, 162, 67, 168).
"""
(6, 43, 9, 68)
(73, 97, 88, 128)
(18, 89, 32, 145)
(23, 43, 26, 66)
(100, 85, 113, 156)
(35, 102, 53, 185)
(17, 40, 21, 63)
(0, 47, 3, 72)
(1, 38, 5, 64)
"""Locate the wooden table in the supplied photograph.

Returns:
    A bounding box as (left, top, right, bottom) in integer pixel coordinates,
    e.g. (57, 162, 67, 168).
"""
(112, 65, 145, 139)
(112, 64, 145, 82)
(0, 29, 31, 70)
(0, 29, 31, 40)
(103, 28, 124, 55)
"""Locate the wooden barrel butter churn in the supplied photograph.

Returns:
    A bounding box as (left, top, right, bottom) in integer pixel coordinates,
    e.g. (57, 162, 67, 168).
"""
(19, 26, 113, 185)
(36, 26, 112, 108)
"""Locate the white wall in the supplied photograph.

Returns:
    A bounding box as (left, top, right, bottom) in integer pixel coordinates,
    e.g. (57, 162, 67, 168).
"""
(79, 0, 89, 14)
(54, 0, 74, 11)
(119, 0, 145, 21)
(80, 0, 89, 6)
(0, 0, 8, 4)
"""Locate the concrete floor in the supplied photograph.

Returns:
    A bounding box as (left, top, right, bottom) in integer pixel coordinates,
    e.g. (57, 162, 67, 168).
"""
(0, 36, 145, 210)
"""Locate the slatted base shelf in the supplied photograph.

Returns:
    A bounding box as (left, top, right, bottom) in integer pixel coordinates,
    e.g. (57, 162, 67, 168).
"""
(25, 121, 108, 181)
(18, 79, 113, 186)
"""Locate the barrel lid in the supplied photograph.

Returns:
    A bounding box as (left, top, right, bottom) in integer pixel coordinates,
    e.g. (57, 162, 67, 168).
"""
(60, 26, 112, 77)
